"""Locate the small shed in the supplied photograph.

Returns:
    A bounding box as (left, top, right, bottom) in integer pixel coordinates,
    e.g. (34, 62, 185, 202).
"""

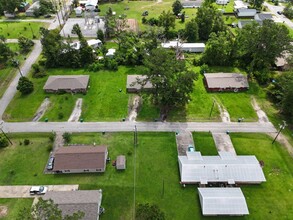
(216, 0, 229, 5)
(74, 6, 83, 17)
(126, 75, 153, 93)
(161, 41, 205, 53)
(116, 155, 126, 170)
(18, 2, 30, 12)
(25, 1, 40, 17)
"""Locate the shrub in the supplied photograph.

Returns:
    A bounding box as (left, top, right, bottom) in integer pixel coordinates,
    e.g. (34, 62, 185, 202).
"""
(24, 139, 30, 145)
(58, 112, 64, 119)
(0, 136, 9, 148)
(32, 63, 46, 78)
(104, 58, 118, 70)
(47, 144, 53, 152)
(16, 77, 34, 95)
(62, 132, 71, 144)
(200, 64, 209, 75)
(49, 132, 56, 142)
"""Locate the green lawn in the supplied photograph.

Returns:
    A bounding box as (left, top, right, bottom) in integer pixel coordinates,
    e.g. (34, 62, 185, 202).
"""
(230, 133, 293, 219)
(0, 198, 33, 220)
(193, 132, 218, 155)
(0, 22, 48, 39)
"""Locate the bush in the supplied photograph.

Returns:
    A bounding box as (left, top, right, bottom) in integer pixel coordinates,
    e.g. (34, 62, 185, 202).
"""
(97, 29, 105, 44)
(49, 132, 56, 142)
(104, 58, 118, 70)
(136, 203, 165, 220)
(16, 76, 34, 95)
(88, 62, 103, 72)
(32, 63, 46, 78)
(200, 64, 209, 75)
(47, 144, 53, 152)
(62, 132, 71, 144)
(58, 112, 64, 119)
(24, 139, 30, 145)
(0, 136, 9, 148)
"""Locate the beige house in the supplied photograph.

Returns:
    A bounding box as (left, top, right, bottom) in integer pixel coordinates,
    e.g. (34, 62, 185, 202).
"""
(126, 75, 153, 93)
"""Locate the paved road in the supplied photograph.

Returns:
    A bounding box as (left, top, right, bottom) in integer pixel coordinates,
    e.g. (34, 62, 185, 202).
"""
(1, 121, 277, 133)
(0, 40, 42, 119)
(0, 185, 79, 198)
(0, 19, 52, 23)
(264, 2, 293, 29)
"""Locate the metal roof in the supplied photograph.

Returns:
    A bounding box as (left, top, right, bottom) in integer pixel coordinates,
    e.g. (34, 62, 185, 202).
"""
(198, 188, 249, 216)
(178, 152, 266, 184)
(161, 41, 205, 49)
(204, 73, 249, 89)
(43, 75, 90, 91)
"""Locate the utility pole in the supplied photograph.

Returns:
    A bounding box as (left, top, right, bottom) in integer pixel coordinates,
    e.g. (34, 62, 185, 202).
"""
(272, 121, 287, 144)
(12, 60, 23, 77)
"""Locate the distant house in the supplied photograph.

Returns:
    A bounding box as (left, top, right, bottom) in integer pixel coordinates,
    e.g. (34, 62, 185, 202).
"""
(216, 0, 229, 5)
(18, 2, 30, 12)
(275, 53, 291, 71)
(178, 151, 266, 185)
(106, 48, 116, 58)
(126, 75, 153, 93)
(53, 146, 108, 174)
(254, 13, 273, 25)
(43, 75, 90, 94)
(235, 8, 257, 18)
(116, 155, 126, 170)
(204, 73, 249, 92)
(25, 1, 40, 17)
(85, 0, 98, 11)
(74, 6, 83, 17)
(43, 190, 103, 220)
(198, 188, 249, 216)
(234, 0, 248, 10)
(181, 0, 202, 8)
(161, 41, 205, 53)
(238, 20, 256, 29)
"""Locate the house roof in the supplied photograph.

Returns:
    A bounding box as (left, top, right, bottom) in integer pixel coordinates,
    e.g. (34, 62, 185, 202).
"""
(53, 146, 107, 171)
(161, 41, 205, 49)
(236, 8, 257, 17)
(204, 73, 249, 89)
(178, 152, 266, 184)
(43, 75, 89, 91)
(181, 0, 202, 7)
(255, 13, 273, 21)
(116, 155, 126, 166)
(43, 190, 102, 220)
(126, 75, 153, 90)
(198, 188, 249, 216)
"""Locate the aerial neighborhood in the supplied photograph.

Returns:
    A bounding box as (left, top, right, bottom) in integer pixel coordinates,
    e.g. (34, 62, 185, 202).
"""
(0, 0, 293, 219)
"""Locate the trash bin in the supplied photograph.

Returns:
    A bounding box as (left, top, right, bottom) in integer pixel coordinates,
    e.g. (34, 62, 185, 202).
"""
(80, 118, 83, 122)
(45, 118, 48, 122)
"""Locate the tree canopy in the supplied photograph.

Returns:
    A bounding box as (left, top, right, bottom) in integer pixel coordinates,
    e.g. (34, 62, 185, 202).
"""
(136, 203, 165, 220)
(142, 48, 197, 119)
(16, 76, 34, 95)
(158, 11, 176, 38)
(0, 35, 13, 63)
(172, 0, 183, 16)
(0, 0, 23, 14)
(184, 18, 199, 42)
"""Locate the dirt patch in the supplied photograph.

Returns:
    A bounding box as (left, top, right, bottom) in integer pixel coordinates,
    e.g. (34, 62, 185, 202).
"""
(0, 206, 8, 218)
(127, 95, 141, 122)
(32, 98, 50, 122)
(175, 130, 195, 156)
(251, 96, 269, 123)
(68, 98, 83, 122)
(215, 100, 230, 122)
(212, 133, 236, 155)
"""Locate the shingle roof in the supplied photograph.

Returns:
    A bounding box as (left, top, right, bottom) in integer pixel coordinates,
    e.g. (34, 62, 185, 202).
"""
(43, 75, 89, 91)
(178, 152, 266, 184)
(43, 190, 102, 220)
(255, 13, 273, 21)
(126, 75, 153, 90)
(204, 73, 249, 89)
(53, 146, 107, 171)
(198, 188, 249, 216)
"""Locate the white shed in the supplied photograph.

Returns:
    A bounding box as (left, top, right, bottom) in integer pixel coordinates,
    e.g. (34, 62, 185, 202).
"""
(116, 155, 126, 170)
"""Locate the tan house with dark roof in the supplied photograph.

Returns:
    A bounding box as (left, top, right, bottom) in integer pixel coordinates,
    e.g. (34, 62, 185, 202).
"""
(43, 75, 90, 94)
(43, 190, 103, 220)
(53, 146, 108, 174)
(204, 73, 249, 92)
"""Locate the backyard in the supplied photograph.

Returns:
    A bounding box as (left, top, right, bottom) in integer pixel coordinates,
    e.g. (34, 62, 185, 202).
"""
(0, 132, 292, 219)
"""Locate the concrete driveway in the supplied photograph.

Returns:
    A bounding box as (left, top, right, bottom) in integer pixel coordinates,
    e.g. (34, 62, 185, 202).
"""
(0, 185, 79, 198)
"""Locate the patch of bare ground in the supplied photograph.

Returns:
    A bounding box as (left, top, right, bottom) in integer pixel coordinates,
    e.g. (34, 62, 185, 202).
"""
(127, 95, 142, 122)
(215, 100, 230, 122)
(68, 98, 83, 122)
(251, 96, 269, 123)
(32, 98, 50, 122)
(0, 206, 8, 218)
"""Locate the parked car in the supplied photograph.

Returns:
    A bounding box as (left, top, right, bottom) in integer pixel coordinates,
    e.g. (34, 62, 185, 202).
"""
(47, 156, 54, 170)
(30, 186, 48, 195)
(277, 11, 282, 15)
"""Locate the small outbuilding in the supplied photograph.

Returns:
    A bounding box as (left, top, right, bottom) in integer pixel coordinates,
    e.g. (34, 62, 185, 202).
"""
(204, 73, 249, 92)
(25, 1, 40, 17)
(216, 0, 229, 5)
(43, 75, 90, 94)
(53, 145, 108, 174)
(161, 41, 205, 53)
(126, 75, 153, 93)
(254, 13, 273, 25)
(18, 2, 30, 12)
(181, 0, 202, 8)
(116, 155, 126, 170)
(198, 188, 249, 216)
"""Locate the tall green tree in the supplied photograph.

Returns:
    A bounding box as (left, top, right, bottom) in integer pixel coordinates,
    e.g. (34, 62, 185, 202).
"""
(235, 20, 292, 73)
(184, 18, 199, 42)
(0, 35, 13, 63)
(142, 48, 197, 118)
(202, 31, 234, 66)
(249, 0, 264, 9)
(172, 0, 183, 16)
(18, 35, 34, 54)
(1, 0, 23, 14)
(195, 5, 226, 41)
(16, 76, 34, 95)
(158, 11, 176, 38)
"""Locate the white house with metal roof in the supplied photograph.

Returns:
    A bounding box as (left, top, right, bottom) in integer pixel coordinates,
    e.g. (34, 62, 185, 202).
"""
(178, 151, 266, 184)
(198, 188, 249, 216)
(161, 41, 205, 53)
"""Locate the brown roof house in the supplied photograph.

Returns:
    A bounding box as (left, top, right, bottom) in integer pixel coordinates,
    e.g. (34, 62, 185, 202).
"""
(53, 146, 108, 174)
(42, 190, 103, 220)
(204, 73, 249, 92)
(43, 75, 90, 94)
(126, 75, 153, 93)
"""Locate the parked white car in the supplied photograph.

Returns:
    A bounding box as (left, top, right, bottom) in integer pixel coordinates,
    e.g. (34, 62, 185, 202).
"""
(30, 186, 48, 195)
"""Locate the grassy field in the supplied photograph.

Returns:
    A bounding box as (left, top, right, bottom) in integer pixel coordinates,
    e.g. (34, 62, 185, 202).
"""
(193, 132, 218, 155)
(0, 22, 48, 39)
(0, 132, 292, 219)
(0, 198, 33, 220)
